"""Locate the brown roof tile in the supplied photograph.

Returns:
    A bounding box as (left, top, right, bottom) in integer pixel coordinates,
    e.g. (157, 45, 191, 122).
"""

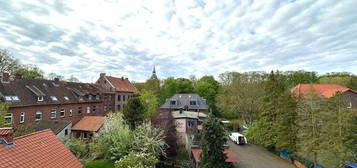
(0, 129, 82, 168)
(106, 76, 139, 93)
(292, 84, 356, 98)
(72, 116, 105, 132)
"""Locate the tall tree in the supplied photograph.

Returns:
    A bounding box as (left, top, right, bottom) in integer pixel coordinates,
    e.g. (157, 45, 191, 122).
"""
(0, 49, 19, 73)
(139, 90, 159, 118)
(15, 64, 44, 79)
(194, 76, 220, 116)
(123, 97, 145, 129)
(161, 77, 194, 102)
(200, 115, 227, 168)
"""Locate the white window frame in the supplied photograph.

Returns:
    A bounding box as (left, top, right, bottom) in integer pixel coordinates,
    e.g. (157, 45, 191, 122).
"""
(50, 109, 56, 119)
(20, 112, 25, 123)
(347, 102, 352, 109)
(4, 113, 12, 125)
(60, 109, 65, 118)
(87, 106, 90, 113)
(69, 109, 73, 116)
(35, 111, 42, 121)
(38, 96, 44, 102)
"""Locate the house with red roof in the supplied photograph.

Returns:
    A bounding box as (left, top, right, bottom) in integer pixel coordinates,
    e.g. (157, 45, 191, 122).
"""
(0, 128, 82, 168)
(95, 73, 139, 112)
(291, 84, 357, 110)
(71, 116, 105, 140)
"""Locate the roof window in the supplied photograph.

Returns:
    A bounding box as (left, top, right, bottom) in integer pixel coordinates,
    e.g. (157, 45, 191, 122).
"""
(64, 96, 69, 101)
(50, 96, 58, 101)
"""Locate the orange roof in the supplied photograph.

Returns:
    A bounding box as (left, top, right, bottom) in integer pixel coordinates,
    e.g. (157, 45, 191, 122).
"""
(72, 116, 105, 132)
(0, 129, 82, 168)
(292, 84, 356, 98)
(0, 128, 12, 136)
(191, 148, 240, 163)
(106, 76, 139, 93)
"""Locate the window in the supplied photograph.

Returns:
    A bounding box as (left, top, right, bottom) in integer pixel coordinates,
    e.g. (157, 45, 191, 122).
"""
(69, 109, 73, 116)
(11, 96, 19, 101)
(190, 100, 197, 106)
(187, 121, 195, 128)
(20, 112, 25, 123)
(118, 95, 121, 101)
(87, 106, 90, 113)
(60, 109, 65, 117)
(78, 107, 82, 114)
(104, 105, 107, 111)
(5, 96, 12, 101)
(92, 106, 96, 113)
(123, 95, 126, 101)
(347, 102, 352, 109)
(96, 95, 100, 100)
(65, 129, 68, 136)
(170, 100, 177, 105)
(83, 132, 88, 139)
(64, 96, 69, 101)
(4, 113, 12, 125)
(35, 111, 42, 121)
(50, 109, 56, 119)
(89, 95, 92, 100)
(118, 105, 121, 111)
(38, 96, 44, 101)
(50, 96, 58, 101)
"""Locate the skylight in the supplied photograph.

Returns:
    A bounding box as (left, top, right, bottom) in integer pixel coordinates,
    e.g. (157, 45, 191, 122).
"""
(4, 96, 20, 101)
(50, 96, 58, 101)
(64, 96, 69, 101)
(5, 96, 12, 101)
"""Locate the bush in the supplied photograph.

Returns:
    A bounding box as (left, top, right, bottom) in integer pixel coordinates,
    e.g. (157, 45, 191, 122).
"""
(65, 137, 89, 159)
(115, 152, 158, 168)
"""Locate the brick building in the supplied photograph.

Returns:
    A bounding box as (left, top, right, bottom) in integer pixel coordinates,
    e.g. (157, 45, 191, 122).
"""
(0, 72, 110, 128)
(95, 73, 139, 112)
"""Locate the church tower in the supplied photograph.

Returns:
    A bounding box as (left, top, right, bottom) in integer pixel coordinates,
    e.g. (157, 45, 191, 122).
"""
(150, 66, 158, 79)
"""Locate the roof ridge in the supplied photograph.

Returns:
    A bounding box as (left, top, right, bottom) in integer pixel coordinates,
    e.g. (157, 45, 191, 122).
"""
(14, 129, 52, 140)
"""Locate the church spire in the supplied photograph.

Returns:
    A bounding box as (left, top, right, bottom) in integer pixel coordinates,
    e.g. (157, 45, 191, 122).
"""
(150, 65, 158, 79)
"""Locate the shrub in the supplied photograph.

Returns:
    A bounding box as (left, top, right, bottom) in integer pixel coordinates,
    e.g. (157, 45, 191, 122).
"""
(65, 137, 89, 159)
(115, 152, 158, 168)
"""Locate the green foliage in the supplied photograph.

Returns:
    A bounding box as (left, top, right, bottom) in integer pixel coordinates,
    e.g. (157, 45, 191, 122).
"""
(0, 103, 9, 127)
(115, 152, 158, 168)
(123, 97, 145, 129)
(194, 76, 220, 116)
(139, 90, 159, 118)
(15, 64, 44, 79)
(319, 73, 357, 90)
(200, 115, 228, 168)
(13, 125, 35, 137)
(161, 77, 194, 102)
(66, 137, 90, 159)
(83, 160, 115, 168)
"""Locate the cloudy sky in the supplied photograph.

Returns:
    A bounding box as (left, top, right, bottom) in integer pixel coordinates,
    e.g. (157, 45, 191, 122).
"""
(0, 0, 356, 82)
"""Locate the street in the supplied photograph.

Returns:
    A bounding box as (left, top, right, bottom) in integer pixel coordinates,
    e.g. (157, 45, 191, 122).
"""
(228, 141, 295, 168)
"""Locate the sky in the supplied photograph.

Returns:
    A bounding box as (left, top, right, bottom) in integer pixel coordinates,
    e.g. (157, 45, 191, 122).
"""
(0, 0, 356, 82)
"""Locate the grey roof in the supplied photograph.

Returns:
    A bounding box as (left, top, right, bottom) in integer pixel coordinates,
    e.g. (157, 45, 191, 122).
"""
(160, 93, 209, 109)
(171, 110, 207, 119)
(30, 120, 72, 135)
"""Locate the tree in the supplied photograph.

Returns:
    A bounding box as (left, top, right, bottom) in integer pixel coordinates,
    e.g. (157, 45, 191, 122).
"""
(123, 97, 145, 129)
(200, 115, 227, 168)
(66, 137, 89, 159)
(0, 49, 19, 73)
(115, 152, 158, 168)
(161, 77, 194, 102)
(67, 75, 80, 82)
(195, 76, 220, 116)
(15, 64, 44, 79)
(319, 72, 357, 90)
(139, 90, 159, 118)
(0, 103, 9, 127)
(47, 72, 64, 80)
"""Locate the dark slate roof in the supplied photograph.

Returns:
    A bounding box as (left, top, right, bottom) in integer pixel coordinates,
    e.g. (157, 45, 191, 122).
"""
(160, 94, 209, 109)
(0, 78, 102, 107)
(31, 120, 72, 135)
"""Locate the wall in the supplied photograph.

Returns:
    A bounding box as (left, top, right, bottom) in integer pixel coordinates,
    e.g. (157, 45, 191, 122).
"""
(57, 122, 72, 141)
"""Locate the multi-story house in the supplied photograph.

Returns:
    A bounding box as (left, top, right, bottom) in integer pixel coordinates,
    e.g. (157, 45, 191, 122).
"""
(95, 73, 139, 112)
(291, 84, 357, 110)
(0, 72, 109, 129)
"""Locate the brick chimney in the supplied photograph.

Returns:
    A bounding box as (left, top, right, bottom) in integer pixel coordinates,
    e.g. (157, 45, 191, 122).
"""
(100, 73, 106, 78)
(1, 72, 10, 83)
(54, 77, 60, 82)
(0, 128, 14, 147)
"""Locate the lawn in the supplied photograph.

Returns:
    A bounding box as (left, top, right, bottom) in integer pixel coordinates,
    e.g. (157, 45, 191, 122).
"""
(83, 160, 115, 168)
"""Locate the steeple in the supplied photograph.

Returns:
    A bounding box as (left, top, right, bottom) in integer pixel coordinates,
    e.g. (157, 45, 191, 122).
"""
(150, 66, 158, 79)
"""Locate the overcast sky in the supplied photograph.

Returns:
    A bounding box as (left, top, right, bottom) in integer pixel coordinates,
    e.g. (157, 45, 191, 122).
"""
(0, 0, 356, 82)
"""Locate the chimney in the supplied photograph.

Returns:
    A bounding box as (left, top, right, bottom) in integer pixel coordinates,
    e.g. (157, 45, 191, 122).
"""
(0, 128, 14, 147)
(121, 77, 124, 81)
(100, 73, 106, 78)
(1, 72, 10, 83)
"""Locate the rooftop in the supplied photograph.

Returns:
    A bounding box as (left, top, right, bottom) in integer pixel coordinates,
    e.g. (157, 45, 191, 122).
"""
(0, 129, 82, 168)
(171, 110, 207, 119)
(160, 93, 209, 109)
(292, 84, 356, 98)
(72, 116, 105, 132)
(105, 76, 139, 93)
(31, 120, 72, 135)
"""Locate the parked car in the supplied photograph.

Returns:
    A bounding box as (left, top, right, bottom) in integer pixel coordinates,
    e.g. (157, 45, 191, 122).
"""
(345, 162, 357, 168)
(229, 132, 247, 145)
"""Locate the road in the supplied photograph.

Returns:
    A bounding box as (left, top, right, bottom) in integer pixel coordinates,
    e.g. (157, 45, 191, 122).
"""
(228, 141, 295, 168)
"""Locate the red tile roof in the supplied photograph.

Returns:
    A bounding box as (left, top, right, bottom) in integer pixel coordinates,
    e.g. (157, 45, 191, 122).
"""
(0, 128, 12, 136)
(72, 116, 105, 132)
(106, 76, 139, 93)
(0, 129, 82, 168)
(191, 148, 240, 163)
(292, 84, 356, 98)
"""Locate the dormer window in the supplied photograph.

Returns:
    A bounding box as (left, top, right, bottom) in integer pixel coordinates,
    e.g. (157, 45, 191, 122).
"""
(64, 96, 69, 101)
(50, 96, 58, 101)
(170, 100, 177, 106)
(38, 96, 44, 101)
(89, 95, 92, 100)
(190, 100, 197, 106)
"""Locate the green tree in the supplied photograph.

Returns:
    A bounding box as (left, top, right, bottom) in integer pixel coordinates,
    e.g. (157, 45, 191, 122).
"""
(319, 72, 357, 90)
(195, 76, 220, 116)
(161, 77, 194, 102)
(0, 103, 9, 127)
(123, 97, 145, 129)
(200, 115, 227, 168)
(0, 49, 19, 73)
(47, 72, 65, 80)
(15, 64, 44, 79)
(139, 90, 159, 118)
(65, 137, 89, 159)
(115, 152, 158, 168)
(67, 75, 80, 82)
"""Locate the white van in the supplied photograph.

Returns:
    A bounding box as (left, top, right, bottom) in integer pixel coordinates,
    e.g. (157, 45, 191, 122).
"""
(229, 132, 247, 145)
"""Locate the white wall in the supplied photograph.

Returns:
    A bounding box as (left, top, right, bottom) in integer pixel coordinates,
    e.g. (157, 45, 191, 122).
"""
(57, 123, 72, 141)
